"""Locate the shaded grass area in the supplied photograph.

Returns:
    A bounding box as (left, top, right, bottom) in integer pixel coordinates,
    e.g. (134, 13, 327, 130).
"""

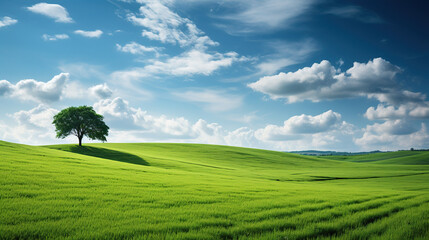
(0, 141, 428, 239)
(47, 144, 149, 166)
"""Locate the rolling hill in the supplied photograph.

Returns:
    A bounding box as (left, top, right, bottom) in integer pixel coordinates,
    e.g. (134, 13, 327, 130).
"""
(1, 141, 428, 239)
(318, 150, 429, 165)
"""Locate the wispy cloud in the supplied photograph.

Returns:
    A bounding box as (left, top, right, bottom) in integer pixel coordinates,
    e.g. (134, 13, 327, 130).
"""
(27, 3, 73, 23)
(325, 5, 384, 23)
(42, 34, 69, 41)
(173, 89, 243, 112)
(216, 0, 316, 33)
(111, 49, 243, 81)
(127, 0, 217, 48)
(116, 42, 162, 56)
(74, 30, 103, 38)
(0, 16, 18, 28)
(257, 39, 318, 75)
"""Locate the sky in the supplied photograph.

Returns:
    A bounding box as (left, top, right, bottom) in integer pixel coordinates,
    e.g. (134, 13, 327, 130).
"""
(0, 0, 428, 151)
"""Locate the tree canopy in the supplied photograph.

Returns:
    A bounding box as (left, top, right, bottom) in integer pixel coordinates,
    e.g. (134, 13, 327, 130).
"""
(52, 106, 109, 146)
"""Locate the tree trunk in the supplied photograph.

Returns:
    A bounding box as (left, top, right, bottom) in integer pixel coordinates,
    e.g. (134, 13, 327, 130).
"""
(78, 136, 82, 146)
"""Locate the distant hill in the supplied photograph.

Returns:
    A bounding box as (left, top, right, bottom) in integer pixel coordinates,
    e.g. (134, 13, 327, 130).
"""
(289, 150, 383, 156)
(317, 150, 429, 165)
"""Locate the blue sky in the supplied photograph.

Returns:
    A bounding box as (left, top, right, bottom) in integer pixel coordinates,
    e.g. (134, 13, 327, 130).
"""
(0, 0, 428, 151)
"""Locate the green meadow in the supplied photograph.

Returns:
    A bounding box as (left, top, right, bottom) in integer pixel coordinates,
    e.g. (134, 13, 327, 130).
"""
(0, 140, 428, 239)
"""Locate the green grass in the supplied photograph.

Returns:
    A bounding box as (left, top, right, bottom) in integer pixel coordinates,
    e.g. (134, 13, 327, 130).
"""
(1, 141, 428, 239)
(318, 150, 429, 165)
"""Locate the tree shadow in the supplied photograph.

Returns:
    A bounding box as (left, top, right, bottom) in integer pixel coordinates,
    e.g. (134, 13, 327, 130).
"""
(68, 146, 149, 166)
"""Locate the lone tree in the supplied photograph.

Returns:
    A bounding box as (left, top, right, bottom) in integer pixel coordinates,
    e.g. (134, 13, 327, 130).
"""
(53, 106, 109, 146)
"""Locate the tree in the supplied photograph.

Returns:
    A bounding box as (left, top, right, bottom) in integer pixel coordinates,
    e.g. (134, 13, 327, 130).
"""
(53, 106, 109, 146)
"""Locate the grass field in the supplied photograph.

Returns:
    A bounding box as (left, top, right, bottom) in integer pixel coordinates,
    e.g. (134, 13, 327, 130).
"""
(318, 150, 429, 165)
(1, 140, 428, 239)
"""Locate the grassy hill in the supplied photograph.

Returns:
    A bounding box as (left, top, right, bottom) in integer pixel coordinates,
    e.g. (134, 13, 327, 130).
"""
(318, 150, 429, 165)
(1, 141, 428, 239)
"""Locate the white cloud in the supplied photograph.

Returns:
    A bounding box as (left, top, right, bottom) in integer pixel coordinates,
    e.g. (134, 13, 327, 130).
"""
(42, 34, 69, 41)
(368, 90, 425, 106)
(0, 80, 14, 96)
(13, 104, 58, 129)
(249, 60, 337, 102)
(91, 96, 359, 151)
(0, 105, 62, 145)
(89, 83, 113, 99)
(116, 42, 161, 56)
(94, 97, 131, 118)
(128, 0, 217, 47)
(249, 58, 404, 103)
(74, 30, 103, 38)
(325, 5, 383, 23)
(409, 106, 429, 118)
(94, 97, 194, 137)
(365, 104, 408, 120)
(355, 121, 428, 151)
(173, 89, 243, 112)
(255, 110, 343, 141)
(0, 16, 18, 28)
(111, 49, 240, 81)
(217, 0, 316, 33)
(27, 3, 73, 23)
(256, 39, 317, 75)
(0, 73, 69, 103)
(59, 63, 106, 80)
(364, 102, 429, 120)
(147, 49, 238, 75)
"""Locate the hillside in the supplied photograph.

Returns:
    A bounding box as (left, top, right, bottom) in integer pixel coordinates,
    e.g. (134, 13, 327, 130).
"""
(1, 141, 428, 239)
(319, 150, 429, 165)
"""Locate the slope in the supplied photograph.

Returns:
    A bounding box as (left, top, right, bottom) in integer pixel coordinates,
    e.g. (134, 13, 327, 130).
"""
(319, 150, 429, 165)
(0, 141, 428, 239)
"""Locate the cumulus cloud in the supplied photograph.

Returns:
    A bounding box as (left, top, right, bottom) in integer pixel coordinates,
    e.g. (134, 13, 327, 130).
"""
(355, 121, 429, 150)
(128, 0, 217, 47)
(94, 97, 131, 118)
(249, 58, 405, 103)
(368, 90, 425, 106)
(249, 60, 337, 102)
(0, 16, 18, 28)
(27, 3, 73, 23)
(409, 106, 429, 118)
(365, 105, 408, 120)
(0, 105, 62, 145)
(116, 42, 161, 56)
(94, 97, 195, 137)
(325, 5, 383, 23)
(364, 102, 429, 120)
(90, 96, 361, 151)
(0, 73, 69, 103)
(13, 104, 58, 129)
(0, 80, 14, 96)
(42, 34, 69, 41)
(173, 89, 243, 112)
(74, 30, 103, 38)
(255, 110, 343, 141)
(89, 83, 113, 99)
